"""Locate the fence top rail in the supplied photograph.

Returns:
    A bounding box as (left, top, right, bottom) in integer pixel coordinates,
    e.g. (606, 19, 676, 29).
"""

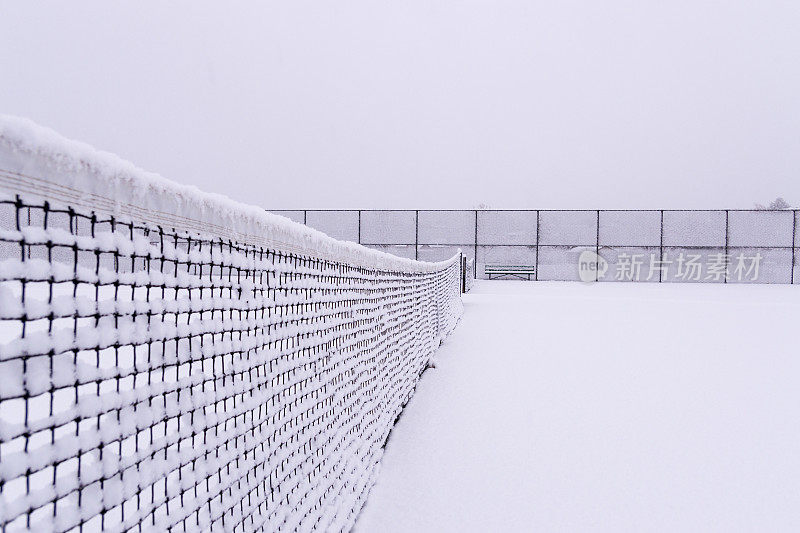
(274, 208, 798, 213)
(0, 115, 458, 273)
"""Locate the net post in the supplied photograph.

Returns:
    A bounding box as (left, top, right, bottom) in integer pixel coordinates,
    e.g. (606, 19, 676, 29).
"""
(461, 252, 466, 293)
(415, 210, 419, 260)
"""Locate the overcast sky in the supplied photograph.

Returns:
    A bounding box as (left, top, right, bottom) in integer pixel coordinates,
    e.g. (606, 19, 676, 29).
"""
(1, 1, 798, 209)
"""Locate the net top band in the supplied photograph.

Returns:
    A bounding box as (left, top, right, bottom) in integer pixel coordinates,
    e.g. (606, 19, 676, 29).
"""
(0, 115, 458, 273)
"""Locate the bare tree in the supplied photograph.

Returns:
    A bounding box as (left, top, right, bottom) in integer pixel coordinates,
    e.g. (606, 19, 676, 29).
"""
(755, 197, 792, 209)
(769, 197, 791, 209)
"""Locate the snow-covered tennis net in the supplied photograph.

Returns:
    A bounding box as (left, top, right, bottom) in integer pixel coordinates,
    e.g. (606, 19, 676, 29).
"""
(0, 117, 463, 532)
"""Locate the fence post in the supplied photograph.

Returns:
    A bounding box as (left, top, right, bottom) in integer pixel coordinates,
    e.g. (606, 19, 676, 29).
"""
(724, 210, 729, 284)
(792, 210, 797, 284)
(595, 210, 600, 282)
(474, 210, 478, 279)
(659, 210, 664, 282)
(535, 210, 539, 281)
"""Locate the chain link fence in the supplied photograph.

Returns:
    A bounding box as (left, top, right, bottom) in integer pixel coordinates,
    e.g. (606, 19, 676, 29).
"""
(271, 210, 800, 284)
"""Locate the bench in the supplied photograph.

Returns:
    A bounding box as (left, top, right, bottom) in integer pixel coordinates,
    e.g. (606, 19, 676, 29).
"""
(484, 265, 536, 280)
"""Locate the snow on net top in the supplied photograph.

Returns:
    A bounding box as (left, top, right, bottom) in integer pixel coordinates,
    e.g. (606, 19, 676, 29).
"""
(0, 115, 457, 273)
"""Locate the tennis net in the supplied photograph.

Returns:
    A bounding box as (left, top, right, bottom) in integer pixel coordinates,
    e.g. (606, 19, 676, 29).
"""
(0, 117, 463, 532)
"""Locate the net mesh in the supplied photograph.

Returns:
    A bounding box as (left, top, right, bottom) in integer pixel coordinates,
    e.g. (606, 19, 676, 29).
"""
(0, 194, 462, 532)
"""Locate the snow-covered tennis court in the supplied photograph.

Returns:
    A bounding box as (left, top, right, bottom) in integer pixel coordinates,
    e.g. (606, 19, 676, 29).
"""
(356, 281, 800, 532)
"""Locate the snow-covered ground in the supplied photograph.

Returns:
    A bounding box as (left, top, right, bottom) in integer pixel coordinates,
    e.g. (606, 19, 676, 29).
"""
(355, 280, 800, 532)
